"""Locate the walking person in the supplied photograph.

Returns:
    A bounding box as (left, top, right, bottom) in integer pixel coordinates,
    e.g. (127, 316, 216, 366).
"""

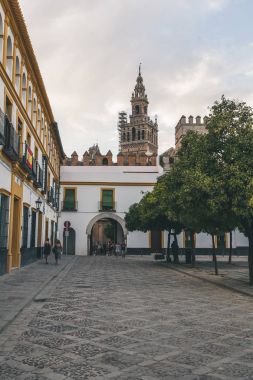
(43, 238, 51, 264)
(121, 241, 126, 259)
(53, 240, 62, 265)
(115, 243, 121, 257)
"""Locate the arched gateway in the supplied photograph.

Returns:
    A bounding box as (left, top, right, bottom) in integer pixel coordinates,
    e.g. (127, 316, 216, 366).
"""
(86, 213, 128, 255)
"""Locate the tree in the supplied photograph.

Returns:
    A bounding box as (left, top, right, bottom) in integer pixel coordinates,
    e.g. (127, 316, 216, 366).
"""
(206, 96, 253, 284)
(159, 130, 236, 274)
(125, 190, 182, 262)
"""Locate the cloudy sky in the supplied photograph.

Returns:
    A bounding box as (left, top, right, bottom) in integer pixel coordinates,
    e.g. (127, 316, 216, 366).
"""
(19, 0, 253, 158)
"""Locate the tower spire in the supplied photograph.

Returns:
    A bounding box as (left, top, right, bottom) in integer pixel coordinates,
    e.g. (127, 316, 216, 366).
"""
(139, 62, 142, 76)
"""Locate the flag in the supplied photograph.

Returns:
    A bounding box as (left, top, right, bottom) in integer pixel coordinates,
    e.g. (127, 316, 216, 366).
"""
(26, 146, 33, 169)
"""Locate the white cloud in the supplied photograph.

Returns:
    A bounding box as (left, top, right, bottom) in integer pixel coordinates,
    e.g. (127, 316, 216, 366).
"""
(19, 0, 252, 158)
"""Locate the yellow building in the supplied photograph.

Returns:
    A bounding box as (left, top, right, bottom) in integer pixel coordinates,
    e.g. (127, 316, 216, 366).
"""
(0, 0, 64, 274)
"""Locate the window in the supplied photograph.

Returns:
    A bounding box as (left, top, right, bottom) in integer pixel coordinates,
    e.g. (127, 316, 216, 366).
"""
(5, 96, 12, 122)
(101, 189, 114, 210)
(15, 56, 20, 92)
(22, 73, 27, 105)
(102, 157, 108, 166)
(63, 188, 76, 210)
(22, 206, 29, 248)
(18, 119, 23, 157)
(26, 132, 31, 147)
(217, 233, 226, 250)
(142, 130, 145, 140)
(184, 230, 195, 249)
(42, 155, 48, 193)
(135, 105, 140, 114)
(6, 36, 13, 76)
(30, 210, 36, 248)
(34, 146, 38, 160)
(0, 194, 10, 248)
(132, 127, 136, 141)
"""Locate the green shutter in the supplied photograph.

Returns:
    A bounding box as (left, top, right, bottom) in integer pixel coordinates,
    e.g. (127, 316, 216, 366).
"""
(102, 190, 113, 210)
(64, 189, 75, 210)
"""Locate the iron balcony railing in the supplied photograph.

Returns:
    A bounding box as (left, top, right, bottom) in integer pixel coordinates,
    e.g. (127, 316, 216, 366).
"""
(0, 109, 5, 146)
(47, 187, 54, 205)
(61, 200, 78, 211)
(34, 161, 43, 188)
(98, 201, 116, 212)
(2, 114, 20, 162)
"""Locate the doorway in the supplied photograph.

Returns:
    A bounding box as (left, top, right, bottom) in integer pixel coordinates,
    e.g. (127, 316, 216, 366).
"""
(11, 197, 21, 267)
(90, 218, 124, 255)
(150, 230, 162, 253)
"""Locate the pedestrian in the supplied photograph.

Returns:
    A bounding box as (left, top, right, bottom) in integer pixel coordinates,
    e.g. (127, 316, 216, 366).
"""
(121, 241, 126, 258)
(115, 243, 121, 257)
(53, 240, 62, 265)
(43, 238, 51, 264)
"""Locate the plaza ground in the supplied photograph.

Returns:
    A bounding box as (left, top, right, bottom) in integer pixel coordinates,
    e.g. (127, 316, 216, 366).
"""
(0, 256, 253, 379)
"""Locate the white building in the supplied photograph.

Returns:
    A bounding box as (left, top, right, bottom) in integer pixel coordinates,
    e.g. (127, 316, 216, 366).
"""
(59, 165, 165, 255)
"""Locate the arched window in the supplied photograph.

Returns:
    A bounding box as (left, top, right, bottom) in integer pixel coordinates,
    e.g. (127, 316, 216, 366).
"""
(102, 157, 108, 166)
(122, 132, 126, 142)
(22, 73, 27, 105)
(41, 116, 44, 141)
(0, 14, 3, 62)
(127, 132, 130, 142)
(142, 130, 145, 140)
(6, 36, 13, 76)
(15, 56, 20, 92)
(33, 97, 37, 127)
(138, 130, 141, 140)
(135, 105, 140, 114)
(144, 106, 147, 114)
(37, 108, 41, 134)
(132, 127, 136, 141)
(28, 86, 32, 115)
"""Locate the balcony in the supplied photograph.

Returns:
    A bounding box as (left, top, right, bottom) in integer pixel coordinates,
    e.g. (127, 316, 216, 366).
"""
(98, 201, 116, 212)
(61, 200, 78, 212)
(20, 143, 34, 177)
(0, 110, 4, 146)
(2, 115, 20, 162)
(34, 161, 43, 188)
(47, 187, 54, 205)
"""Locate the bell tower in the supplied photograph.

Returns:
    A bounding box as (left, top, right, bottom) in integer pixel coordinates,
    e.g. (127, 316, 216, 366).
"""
(118, 65, 158, 166)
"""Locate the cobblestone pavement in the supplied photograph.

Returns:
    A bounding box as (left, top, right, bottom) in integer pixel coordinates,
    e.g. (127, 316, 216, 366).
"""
(1, 256, 253, 379)
(161, 255, 253, 298)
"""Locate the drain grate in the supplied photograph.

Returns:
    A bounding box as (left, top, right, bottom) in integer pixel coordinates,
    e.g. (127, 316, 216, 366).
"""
(34, 298, 48, 303)
(75, 285, 92, 289)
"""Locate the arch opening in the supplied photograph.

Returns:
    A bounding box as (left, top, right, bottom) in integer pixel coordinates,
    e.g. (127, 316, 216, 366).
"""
(86, 213, 127, 256)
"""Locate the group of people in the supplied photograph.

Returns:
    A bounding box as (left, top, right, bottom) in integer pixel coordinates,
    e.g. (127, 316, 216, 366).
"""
(93, 241, 126, 257)
(43, 239, 62, 264)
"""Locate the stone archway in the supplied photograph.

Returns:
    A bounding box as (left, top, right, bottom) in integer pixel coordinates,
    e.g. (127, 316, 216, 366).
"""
(86, 213, 128, 255)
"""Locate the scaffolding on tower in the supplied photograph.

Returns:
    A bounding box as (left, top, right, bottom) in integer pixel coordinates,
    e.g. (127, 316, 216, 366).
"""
(118, 111, 127, 151)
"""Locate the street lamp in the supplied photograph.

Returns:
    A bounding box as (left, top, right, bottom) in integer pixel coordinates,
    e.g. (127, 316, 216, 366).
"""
(35, 197, 42, 212)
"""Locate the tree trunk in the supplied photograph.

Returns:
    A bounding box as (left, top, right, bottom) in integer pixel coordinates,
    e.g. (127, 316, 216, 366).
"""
(173, 233, 179, 264)
(166, 229, 171, 263)
(228, 231, 232, 264)
(211, 234, 218, 275)
(191, 231, 195, 267)
(248, 233, 253, 286)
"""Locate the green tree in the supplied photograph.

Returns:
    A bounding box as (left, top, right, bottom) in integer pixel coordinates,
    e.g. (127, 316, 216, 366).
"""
(160, 130, 236, 274)
(206, 96, 253, 284)
(125, 189, 182, 262)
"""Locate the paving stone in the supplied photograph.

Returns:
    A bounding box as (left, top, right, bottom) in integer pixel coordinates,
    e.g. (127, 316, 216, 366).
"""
(1, 256, 253, 379)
